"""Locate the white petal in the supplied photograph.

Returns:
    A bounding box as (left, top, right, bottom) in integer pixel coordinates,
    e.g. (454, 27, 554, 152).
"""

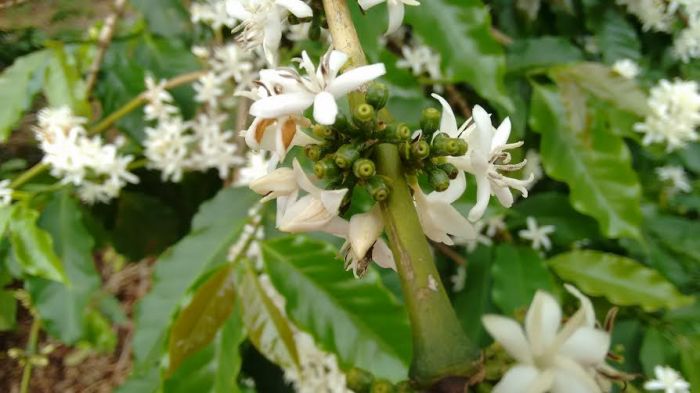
(320, 188, 348, 215)
(493, 365, 552, 393)
(468, 173, 491, 222)
(564, 284, 596, 327)
(275, 0, 313, 17)
(493, 182, 514, 208)
(250, 93, 315, 118)
(372, 238, 396, 270)
(358, 0, 385, 10)
(263, 17, 283, 65)
(471, 105, 493, 154)
(278, 195, 333, 232)
(292, 158, 324, 196)
(431, 93, 459, 137)
(559, 327, 610, 366)
(385, 2, 405, 35)
(226, 0, 251, 19)
(326, 63, 386, 97)
(313, 91, 339, 125)
(525, 291, 562, 357)
(426, 201, 476, 241)
(322, 215, 349, 237)
(327, 50, 349, 79)
(482, 315, 533, 364)
(349, 206, 384, 259)
(249, 167, 297, 201)
(551, 357, 602, 393)
(491, 117, 512, 150)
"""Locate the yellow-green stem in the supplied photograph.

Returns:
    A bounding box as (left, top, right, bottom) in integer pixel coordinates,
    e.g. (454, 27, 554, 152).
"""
(19, 317, 41, 393)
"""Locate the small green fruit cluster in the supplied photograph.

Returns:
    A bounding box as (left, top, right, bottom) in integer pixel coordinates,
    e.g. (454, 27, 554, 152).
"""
(346, 368, 416, 393)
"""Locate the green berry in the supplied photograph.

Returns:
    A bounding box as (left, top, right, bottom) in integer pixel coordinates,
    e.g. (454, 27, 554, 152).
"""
(440, 163, 459, 179)
(313, 124, 334, 139)
(420, 107, 441, 135)
(335, 144, 361, 169)
(370, 379, 395, 393)
(353, 158, 376, 179)
(429, 168, 450, 191)
(346, 368, 374, 393)
(411, 140, 431, 160)
(314, 158, 339, 179)
(366, 176, 390, 202)
(304, 144, 322, 161)
(366, 82, 389, 109)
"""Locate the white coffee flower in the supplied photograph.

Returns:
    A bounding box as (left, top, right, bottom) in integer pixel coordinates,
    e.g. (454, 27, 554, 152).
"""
(450, 265, 466, 292)
(616, 0, 674, 32)
(634, 79, 700, 151)
(612, 59, 641, 79)
(194, 72, 225, 107)
(226, 0, 313, 65)
(412, 172, 476, 245)
(0, 179, 12, 206)
(143, 76, 179, 121)
(673, 20, 700, 63)
(518, 216, 555, 251)
(656, 165, 692, 194)
(144, 117, 193, 182)
(188, 112, 245, 179)
(338, 206, 396, 277)
(357, 0, 420, 35)
(243, 114, 315, 162)
(644, 365, 691, 393)
(209, 44, 260, 85)
(396, 43, 442, 81)
(485, 215, 507, 237)
(432, 94, 533, 222)
(482, 285, 612, 393)
(236, 151, 271, 186)
(455, 220, 492, 253)
(35, 107, 138, 204)
(191, 0, 236, 29)
(249, 48, 386, 125)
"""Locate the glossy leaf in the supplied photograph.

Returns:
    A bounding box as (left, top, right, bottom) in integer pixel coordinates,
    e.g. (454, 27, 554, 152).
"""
(679, 335, 700, 393)
(130, 0, 192, 39)
(168, 264, 236, 375)
(0, 205, 14, 238)
(44, 43, 90, 116)
(25, 192, 102, 344)
(0, 290, 17, 331)
(595, 9, 641, 63)
(263, 236, 411, 381)
(132, 187, 258, 365)
(549, 63, 648, 116)
(234, 258, 299, 371)
(10, 205, 67, 283)
(491, 244, 556, 315)
(0, 49, 49, 141)
(405, 0, 514, 112)
(548, 250, 694, 311)
(452, 246, 495, 346)
(640, 328, 678, 376)
(529, 83, 643, 239)
(507, 36, 583, 73)
(164, 308, 246, 393)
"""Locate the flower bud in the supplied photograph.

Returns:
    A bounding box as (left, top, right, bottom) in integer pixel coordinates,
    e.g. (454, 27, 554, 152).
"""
(370, 379, 395, 393)
(346, 368, 374, 393)
(314, 157, 340, 179)
(304, 144, 322, 161)
(440, 162, 459, 179)
(353, 158, 376, 179)
(410, 140, 431, 160)
(420, 107, 441, 136)
(398, 141, 411, 161)
(366, 82, 389, 109)
(366, 176, 390, 201)
(384, 123, 411, 142)
(353, 103, 375, 131)
(249, 167, 297, 202)
(451, 138, 467, 156)
(333, 113, 351, 132)
(335, 144, 361, 169)
(313, 124, 334, 139)
(428, 168, 450, 191)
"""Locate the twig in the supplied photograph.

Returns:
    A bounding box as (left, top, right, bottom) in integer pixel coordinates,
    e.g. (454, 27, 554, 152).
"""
(19, 318, 41, 393)
(85, 0, 128, 97)
(490, 27, 513, 46)
(445, 85, 472, 119)
(432, 241, 468, 266)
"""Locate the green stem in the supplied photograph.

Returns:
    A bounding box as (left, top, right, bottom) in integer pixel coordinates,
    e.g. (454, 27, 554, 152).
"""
(9, 163, 49, 189)
(375, 144, 479, 386)
(19, 317, 41, 393)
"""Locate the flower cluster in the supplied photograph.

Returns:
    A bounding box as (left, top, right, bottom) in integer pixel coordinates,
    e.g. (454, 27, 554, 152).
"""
(644, 365, 691, 393)
(34, 107, 138, 204)
(482, 284, 625, 393)
(396, 40, 444, 92)
(634, 79, 700, 151)
(0, 179, 12, 206)
(612, 59, 640, 79)
(617, 0, 700, 62)
(656, 165, 692, 195)
(243, 49, 531, 277)
(358, 0, 420, 35)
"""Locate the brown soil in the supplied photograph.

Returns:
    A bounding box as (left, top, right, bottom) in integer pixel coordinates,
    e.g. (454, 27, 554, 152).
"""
(0, 257, 153, 393)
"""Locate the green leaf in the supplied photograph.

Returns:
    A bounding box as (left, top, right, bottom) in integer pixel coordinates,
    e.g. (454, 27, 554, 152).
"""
(0, 290, 17, 331)
(547, 250, 695, 311)
(132, 187, 258, 365)
(0, 49, 50, 142)
(640, 328, 679, 376)
(234, 258, 299, 370)
(507, 36, 583, 73)
(9, 205, 67, 283)
(0, 204, 15, 238)
(405, 0, 514, 111)
(164, 308, 246, 393)
(529, 83, 643, 239)
(549, 63, 648, 116)
(679, 335, 700, 393)
(25, 192, 101, 344)
(491, 245, 556, 315)
(44, 43, 90, 116)
(452, 246, 494, 346)
(263, 236, 411, 381)
(595, 8, 641, 63)
(168, 264, 236, 375)
(130, 0, 192, 39)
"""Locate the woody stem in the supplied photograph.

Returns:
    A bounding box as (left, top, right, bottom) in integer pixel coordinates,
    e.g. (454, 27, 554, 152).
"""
(321, 0, 480, 386)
